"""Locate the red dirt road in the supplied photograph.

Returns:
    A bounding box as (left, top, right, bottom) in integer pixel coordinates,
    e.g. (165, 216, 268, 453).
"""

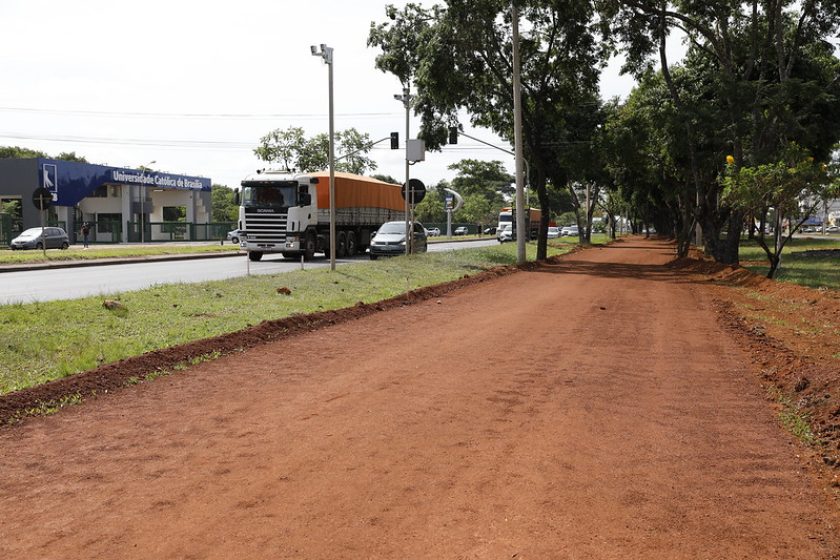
(1, 239, 837, 559)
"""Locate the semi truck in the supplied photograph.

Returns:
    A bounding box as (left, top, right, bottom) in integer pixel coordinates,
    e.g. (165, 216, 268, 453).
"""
(237, 170, 405, 261)
(497, 207, 542, 241)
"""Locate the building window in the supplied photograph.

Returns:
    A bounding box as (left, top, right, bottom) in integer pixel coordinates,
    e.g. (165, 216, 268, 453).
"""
(96, 213, 122, 233)
(109, 185, 121, 197)
(162, 206, 186, 222)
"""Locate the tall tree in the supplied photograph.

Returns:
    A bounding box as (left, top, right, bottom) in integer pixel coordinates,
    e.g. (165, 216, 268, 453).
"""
(370, 0, 610, 260)
(254, 127, 378, 174)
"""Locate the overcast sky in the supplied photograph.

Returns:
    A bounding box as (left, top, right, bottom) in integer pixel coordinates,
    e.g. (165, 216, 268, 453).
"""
(0, 0, 640, 189)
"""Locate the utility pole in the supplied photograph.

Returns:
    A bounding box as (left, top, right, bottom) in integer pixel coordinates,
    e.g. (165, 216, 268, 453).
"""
(311, 44, 336, 270)
(511, 1, 526, 265)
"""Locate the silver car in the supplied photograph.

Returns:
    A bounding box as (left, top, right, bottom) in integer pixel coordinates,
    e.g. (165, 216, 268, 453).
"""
(10, 227, 70, 250)
(369, 221, 428, 259)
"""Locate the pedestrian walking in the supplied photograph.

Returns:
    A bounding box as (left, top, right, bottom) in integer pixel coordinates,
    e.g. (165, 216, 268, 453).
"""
(81, 222, 91, 249)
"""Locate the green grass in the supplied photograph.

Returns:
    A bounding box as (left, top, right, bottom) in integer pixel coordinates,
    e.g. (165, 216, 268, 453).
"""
(0, 243, 240, 265)
(740, 236, 840, 289)
(767, 386, 817, 445)
(0, 242, 569, 395)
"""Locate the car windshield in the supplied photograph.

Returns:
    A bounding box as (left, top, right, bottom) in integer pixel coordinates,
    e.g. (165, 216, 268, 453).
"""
(377, 222, 405, 235)
(240, 182, 298, 208)
(18, 228, 42, 238)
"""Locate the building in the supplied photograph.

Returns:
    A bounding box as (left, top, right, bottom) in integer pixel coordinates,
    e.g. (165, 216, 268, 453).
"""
(0, 158, 217, 244)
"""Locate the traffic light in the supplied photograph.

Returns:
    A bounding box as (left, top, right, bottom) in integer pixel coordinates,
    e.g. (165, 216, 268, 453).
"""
(390, 132, 399, 149)
(448, 126, 458, 145)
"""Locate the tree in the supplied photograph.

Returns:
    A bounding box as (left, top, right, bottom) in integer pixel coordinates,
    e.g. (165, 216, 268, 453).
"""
(413, 180, 449, 224)
(0, 146, 48, 159)
(447, 159, 514, 204)
(254, 127, 377, 174)
(211, 185, 238, 222)
(56, 151, 87, 162)
(370, 0, 610, 260)
(723, 143, 837, 278)
(606, 0, 840, 263)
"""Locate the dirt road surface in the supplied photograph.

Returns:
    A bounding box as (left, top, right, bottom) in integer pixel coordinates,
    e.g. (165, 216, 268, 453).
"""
(1, 238, 837, 559)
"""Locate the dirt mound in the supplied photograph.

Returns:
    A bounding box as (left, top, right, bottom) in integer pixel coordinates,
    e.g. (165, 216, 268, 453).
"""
(672, 255, 840, 472)
(0, 263, 524, 425)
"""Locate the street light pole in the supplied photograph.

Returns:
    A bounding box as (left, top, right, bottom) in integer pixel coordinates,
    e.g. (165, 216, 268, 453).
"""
(394, 87, 411, 255)
(311, 44, 337, 271)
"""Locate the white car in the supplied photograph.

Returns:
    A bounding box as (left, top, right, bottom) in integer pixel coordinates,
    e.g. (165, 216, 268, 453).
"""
(425, 227, 440, 237)
(561, 225, 579, 237)
(497, 224, 514, 243)
(547, 226, 560, 239)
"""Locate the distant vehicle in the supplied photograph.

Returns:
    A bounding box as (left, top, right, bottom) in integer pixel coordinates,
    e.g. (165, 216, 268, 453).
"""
(237, 170, 405, 262)
(483, 226, 497, 235)
(497, 206, 542, 240)
(10, 227, 70, 250)
(369, 221, 428, 259)
(547, 226, 560, 239)
(426, 227, 440, 237)
(226, 229, 244, 244)
(827, 225, 840, 233)
(454, 226, 469, 236)
(561, 225, 579, 237)
(497, 223, 514, 243)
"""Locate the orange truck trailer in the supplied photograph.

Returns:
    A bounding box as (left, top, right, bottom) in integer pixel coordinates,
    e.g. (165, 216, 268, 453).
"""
(238, 170, 405, 261)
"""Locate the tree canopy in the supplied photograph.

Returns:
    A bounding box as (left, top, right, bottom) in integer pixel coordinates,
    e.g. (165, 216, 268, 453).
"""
(254, 126, 378, 175)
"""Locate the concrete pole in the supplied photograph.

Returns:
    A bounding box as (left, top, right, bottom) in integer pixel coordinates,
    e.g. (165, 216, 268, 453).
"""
(512, 1, 526, 265)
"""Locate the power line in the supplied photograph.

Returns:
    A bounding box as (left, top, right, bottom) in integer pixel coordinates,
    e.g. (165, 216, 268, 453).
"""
(0, 106, 402, 121)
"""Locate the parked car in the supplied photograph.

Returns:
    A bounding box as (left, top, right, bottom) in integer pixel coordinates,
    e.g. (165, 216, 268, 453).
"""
(10, 227, 70, 250)
(369, 221, 428, 259)
(454, 226, 469, 236)
(561, 225, 579, 237)
(547, 226, 560, 239)
(227, 228, 244, 244)
(827, 225, 840, 233)
(426, 227, 441, 237)
(483, 226, 497, 235)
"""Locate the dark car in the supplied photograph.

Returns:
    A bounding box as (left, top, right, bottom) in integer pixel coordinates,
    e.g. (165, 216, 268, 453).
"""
(10, 227, 70, 250)
(369, 221, 428, 259)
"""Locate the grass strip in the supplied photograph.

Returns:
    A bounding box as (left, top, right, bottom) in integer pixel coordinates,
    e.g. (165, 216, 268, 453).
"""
(0, 244, 240, 265)
(0, 242, 568, 395)
(740, 237, 840, 290)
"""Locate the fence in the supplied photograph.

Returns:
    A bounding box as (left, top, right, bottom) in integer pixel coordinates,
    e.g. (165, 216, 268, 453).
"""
(126, 222, 235, 243)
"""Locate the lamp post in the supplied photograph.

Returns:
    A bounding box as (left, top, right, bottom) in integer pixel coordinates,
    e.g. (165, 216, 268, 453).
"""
(394, 87, 411, 255)
(311, 43, 336, 271)
(138, 160, 155, 244)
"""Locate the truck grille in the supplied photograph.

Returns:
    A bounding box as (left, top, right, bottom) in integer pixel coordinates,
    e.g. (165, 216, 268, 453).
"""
(244, 211, 287, 244)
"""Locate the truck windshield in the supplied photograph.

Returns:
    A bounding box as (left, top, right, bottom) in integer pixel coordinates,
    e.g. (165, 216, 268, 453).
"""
(241, 182, 298, 208)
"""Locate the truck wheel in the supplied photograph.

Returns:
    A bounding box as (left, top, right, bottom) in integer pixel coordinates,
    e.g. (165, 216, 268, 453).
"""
(346, 231, 357, 256)
(248, 251, 263, 262)
(336, 231, 347, 258)
(303, 232, 316, 261)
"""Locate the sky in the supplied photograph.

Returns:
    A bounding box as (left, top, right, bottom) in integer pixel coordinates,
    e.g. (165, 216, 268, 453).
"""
(0, 0, 640, 190)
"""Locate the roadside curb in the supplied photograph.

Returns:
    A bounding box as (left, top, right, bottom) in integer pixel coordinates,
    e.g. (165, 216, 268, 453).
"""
(0, 250, 244, 274)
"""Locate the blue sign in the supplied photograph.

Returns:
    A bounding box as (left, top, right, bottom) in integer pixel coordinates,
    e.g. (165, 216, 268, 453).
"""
(36, 158, 211, 207)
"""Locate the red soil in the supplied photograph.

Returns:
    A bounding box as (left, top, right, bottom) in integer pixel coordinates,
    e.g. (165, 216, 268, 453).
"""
(1, 238, 838, 559)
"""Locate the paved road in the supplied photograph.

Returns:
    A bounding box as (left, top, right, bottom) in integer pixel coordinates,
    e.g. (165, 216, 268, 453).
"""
(1, 238, 836, 558)
(0, 239, 498, 305)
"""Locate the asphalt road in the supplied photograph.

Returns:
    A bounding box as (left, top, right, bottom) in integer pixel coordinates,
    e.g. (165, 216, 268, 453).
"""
(0, 239, 498, 305)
